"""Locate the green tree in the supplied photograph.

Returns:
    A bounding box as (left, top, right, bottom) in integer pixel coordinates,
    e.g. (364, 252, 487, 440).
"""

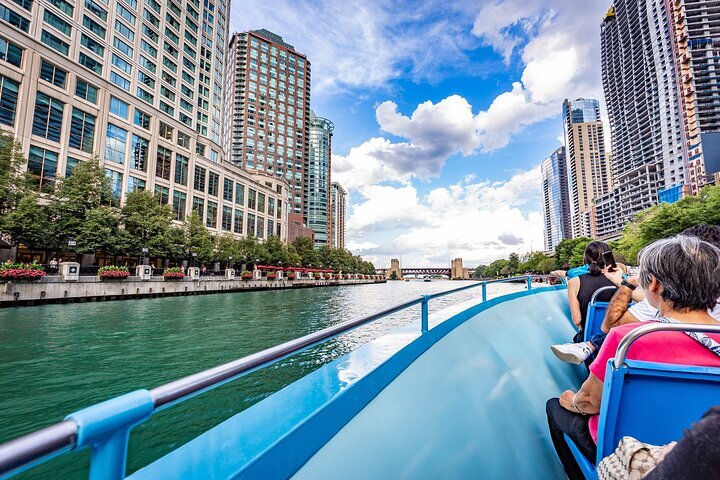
(473, 265, 487, 278)
(538, 257, 557, 273)
(555, 237, 592, 269)
(122, 190, 174, 257)
(237, 235, 260, 265)
(0, 132, 26, 218)
(76, 206, 127, 255)
(182, 212, 214, 264)
(1, 192, 51, 250)
(389, 271, 398, 280)
(292, 236, 319, 267)
(507, 253, 520, 272)
(259, 236, 290, 265)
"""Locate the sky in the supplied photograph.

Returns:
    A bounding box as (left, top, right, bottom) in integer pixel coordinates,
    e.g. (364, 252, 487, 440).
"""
(231, 0, 611, 269)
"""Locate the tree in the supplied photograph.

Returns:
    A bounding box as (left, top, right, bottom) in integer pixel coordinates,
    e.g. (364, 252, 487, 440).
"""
(182, 212, 214, 264)
(76, 206, 126, 255)
(122, 190, 174, 257)
(555, 237, 592, 269)
(1, 192, 51, 250)
(259, 236, 290, 265)
(389, 271, 398, 280)
(538, 257, 557, 273)
(292, 236, 319, 267)
(0, 132, 26, 218)
(473, 265, 487, 278)
(507, 253, 520, 272)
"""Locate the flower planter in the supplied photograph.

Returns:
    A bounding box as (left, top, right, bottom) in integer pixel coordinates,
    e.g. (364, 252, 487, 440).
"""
(266, 273, 277, 280)
(287, 273, 296, 280)
(314, 274, 322, 280)
(163, 267, 186, 280)
(241, 273, 253, 281)
(98, 266, 130, 280)
(325, 274, 332, 280)
(334, 274, 341, 280)
(0, 267, 46, 281)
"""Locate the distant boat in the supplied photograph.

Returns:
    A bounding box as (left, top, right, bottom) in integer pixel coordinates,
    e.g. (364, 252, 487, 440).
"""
(423, 275, 431, 282)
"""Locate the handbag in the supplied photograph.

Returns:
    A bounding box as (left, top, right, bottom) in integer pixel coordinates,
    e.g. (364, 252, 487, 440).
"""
(597, 436, 676, 480)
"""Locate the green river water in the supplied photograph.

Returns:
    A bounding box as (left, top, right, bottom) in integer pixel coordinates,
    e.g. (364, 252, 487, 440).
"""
(0, 280, 523, 479)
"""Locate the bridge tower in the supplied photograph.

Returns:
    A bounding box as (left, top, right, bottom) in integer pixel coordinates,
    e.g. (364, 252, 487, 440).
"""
(450, 258, 470, 280)
(386, 259, 402, 279)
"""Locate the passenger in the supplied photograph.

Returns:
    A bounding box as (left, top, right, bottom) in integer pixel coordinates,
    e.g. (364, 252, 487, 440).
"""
(552, 224, 720, 365)
(546, 236, 720, 480)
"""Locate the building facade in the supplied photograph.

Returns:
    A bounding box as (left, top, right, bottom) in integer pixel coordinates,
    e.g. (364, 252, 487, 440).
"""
(540, 147, 571, 253)
(562, 98, 610, 238)
(666, 0, 720, 194)
(223, 29, 311, 221)
(0, 0, 288, 243)
(599, 3, 687, 238)
(330, 181, 346, 250)
(307, 111, 333, 248)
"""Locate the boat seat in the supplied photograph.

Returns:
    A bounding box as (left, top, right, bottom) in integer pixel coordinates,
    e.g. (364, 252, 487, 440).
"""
(566, 323, 720, 479)
(583, 286, 616, 342)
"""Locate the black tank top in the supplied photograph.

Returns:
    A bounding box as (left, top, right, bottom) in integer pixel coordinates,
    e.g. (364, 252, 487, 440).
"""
(577, 273, 616, 330)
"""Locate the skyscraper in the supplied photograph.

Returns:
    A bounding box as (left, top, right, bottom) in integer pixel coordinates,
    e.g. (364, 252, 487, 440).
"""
(599, 3, 686, 238)
(563, 98, 611, 239)
(0, 0, 288, 244)
(330, 182, 347, 250)
(307, 111, 333, 248)
(223, 30, 312, 220)
(666, 0, 720, 194)
(540, 147, 571, 253)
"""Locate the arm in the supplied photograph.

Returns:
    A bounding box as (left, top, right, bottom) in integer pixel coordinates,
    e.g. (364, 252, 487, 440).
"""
(567, 277, 582, 329)
(604, 269, 645, 302)
(559, 373, 603, 415)
(602, 286, 640, 333)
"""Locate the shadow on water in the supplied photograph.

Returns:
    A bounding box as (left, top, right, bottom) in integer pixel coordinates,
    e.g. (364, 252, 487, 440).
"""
(0, 281, 524, 479)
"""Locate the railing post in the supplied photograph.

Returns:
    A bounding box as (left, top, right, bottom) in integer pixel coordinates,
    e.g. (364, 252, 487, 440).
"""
(526, 275, 532, 291)
(420, 295, 429, 333)
(481, 282, 487, 302)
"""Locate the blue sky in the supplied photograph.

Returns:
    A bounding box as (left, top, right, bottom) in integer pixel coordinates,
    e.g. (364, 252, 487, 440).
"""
(231, 0, 610, 267)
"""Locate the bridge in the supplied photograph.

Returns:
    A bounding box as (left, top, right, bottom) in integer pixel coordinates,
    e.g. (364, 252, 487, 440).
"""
(376, 259, 473, 280)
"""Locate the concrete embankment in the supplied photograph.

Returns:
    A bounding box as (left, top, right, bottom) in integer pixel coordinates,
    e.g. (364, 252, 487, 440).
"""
(0, 277, 386, 307)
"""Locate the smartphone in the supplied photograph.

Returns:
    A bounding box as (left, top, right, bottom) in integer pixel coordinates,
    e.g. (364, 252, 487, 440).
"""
(602, 251, 617, 272)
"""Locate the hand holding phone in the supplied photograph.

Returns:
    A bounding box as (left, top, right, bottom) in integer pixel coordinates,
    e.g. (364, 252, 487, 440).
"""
(602, 251, 617, 272)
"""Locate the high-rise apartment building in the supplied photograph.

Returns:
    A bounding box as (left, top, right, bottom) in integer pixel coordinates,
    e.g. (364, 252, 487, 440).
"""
(599, 4, 687, 238)
(330, 182, 346, 250)
(307, 111, 333, 248)
(0, 0, 288, 247)
(540, 147, 571, 253)
(666, 0, 720, 193)
(563, 98, 610, 239)
(223, 29, 312, 221)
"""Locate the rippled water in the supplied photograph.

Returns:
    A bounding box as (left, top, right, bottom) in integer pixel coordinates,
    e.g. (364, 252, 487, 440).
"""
(0, 280, 524, 478)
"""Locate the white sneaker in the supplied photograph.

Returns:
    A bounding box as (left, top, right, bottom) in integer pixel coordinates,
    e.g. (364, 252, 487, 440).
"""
(551, 342, 593, 364)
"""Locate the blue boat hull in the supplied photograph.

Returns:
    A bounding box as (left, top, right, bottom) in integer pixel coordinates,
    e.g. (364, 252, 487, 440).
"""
(131, 286, 584, 479)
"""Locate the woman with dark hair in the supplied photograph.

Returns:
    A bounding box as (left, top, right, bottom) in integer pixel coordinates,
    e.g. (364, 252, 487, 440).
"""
(568, 241, 615, 331)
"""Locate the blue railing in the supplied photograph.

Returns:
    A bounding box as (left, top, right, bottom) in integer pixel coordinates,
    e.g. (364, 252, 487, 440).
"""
(0, 275, 546, 479)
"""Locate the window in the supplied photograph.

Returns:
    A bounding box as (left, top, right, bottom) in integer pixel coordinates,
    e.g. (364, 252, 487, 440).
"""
(161, 70, 176, 87)
(141, 39, 157, 58)
(82, 15, 106, 39)
(116, 3, 136, 25)
(248, 189, 256, 209)
(136, 87, 154, 104)
(32, 92, 64, 142)
(0, 37, 22, 67)
(179, 112, 192, 127)
(246, 213, 255, 237)
(110, 71, 130, 90)
(206, 201, 217, 228)
(208, 171, 219, 196)
(165, 27, 179, 44)
(137, 71, 155, 89)
(78, 52, 103, 74)
(256, 217, 264, 239)
(210, 149, 218, 163)
(130, 135, 148, 171)
(113, 37, 133, 58)
(159, 122, 173, 140)
(277, 199, 282, 219)
(142, 23, 159, 43)
(49, 0, 74, 16)
(222, 178, 233, 202)
(268, 197, 275, 217)
(177, 131, 190, 149)
(109, 96, 129, 119)
(193, 166, 205, 191)
(172, 191, 186, 221)
(159, 101, 174, 115)
(134, 109, 151, 129)
(155, 185, 169, 204)
(43, 10, 71, 36)
(112, 54, 131, 74)
(221, 206, 232, 231)
(115, 20, 134, 41)
(105, 169, 123, 206)
(0, 4, 29, 31)
(196, 143, 206, 156)
(257, 193, 265, 214)
(27, 146, 58, 192)
(127, 176, 146, 192)
(40, 60, 67, 88)
(80, 33, 104, 55)
(192, 196, 204, 221)
(233, 209, 243, 234)
(69, 108, 95, 152)
(155, 145, 172, 180)
(160, 85, 175, 101)
(65, 157, 79, 177)
(0, 75, 20, 126)
(162, 56, 177, 72)
(174, 154, 188, 185)
(105, 124, 127, 164)
(84, 0, 107, 21)
(267, 219, 274, 239)
(143, 8, 159, 27)
(41, 30, 69, 56)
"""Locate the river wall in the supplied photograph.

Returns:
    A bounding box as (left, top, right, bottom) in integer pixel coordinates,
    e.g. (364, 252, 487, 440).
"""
(0, 276, 386, 307)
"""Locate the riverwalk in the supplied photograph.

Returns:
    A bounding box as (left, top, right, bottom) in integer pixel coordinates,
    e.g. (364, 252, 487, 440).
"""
(0, 275, 386, 307)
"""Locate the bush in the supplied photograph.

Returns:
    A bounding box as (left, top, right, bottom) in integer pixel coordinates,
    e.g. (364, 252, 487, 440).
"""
(163, 267, 185, 279)
(266, 271, 277, 280)
(0, 262, 46, 281)
(241, 271, 253, 280)
(98, 265, 130, 279)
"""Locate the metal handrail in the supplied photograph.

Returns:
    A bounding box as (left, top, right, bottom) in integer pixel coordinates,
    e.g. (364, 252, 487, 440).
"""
(0, 275, 540, 478)
(613, 322, 720, 368)
(590, 285, 618, 304)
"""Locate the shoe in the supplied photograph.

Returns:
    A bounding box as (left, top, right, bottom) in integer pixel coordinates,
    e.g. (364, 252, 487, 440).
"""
(551, 342, 593, 364)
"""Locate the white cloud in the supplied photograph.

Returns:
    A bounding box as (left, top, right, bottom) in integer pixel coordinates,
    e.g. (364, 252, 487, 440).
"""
(347, 167, 544, 267)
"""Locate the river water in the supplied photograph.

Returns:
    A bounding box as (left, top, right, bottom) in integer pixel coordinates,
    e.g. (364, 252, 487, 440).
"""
(0, 280, 524, 478)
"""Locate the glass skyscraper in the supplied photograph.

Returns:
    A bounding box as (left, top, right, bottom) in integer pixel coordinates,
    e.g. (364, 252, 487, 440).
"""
(541, 147, 571, 253)
(307, 111, 333, 248)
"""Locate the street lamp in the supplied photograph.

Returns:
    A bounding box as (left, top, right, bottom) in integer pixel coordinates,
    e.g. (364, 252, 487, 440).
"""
(67, 238, 77, 263)
(228, 256, 233, 270)
(141, 247, 149, 266)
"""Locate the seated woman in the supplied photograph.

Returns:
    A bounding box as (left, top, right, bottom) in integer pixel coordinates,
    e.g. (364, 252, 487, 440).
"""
(546, 236, 720, 480)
